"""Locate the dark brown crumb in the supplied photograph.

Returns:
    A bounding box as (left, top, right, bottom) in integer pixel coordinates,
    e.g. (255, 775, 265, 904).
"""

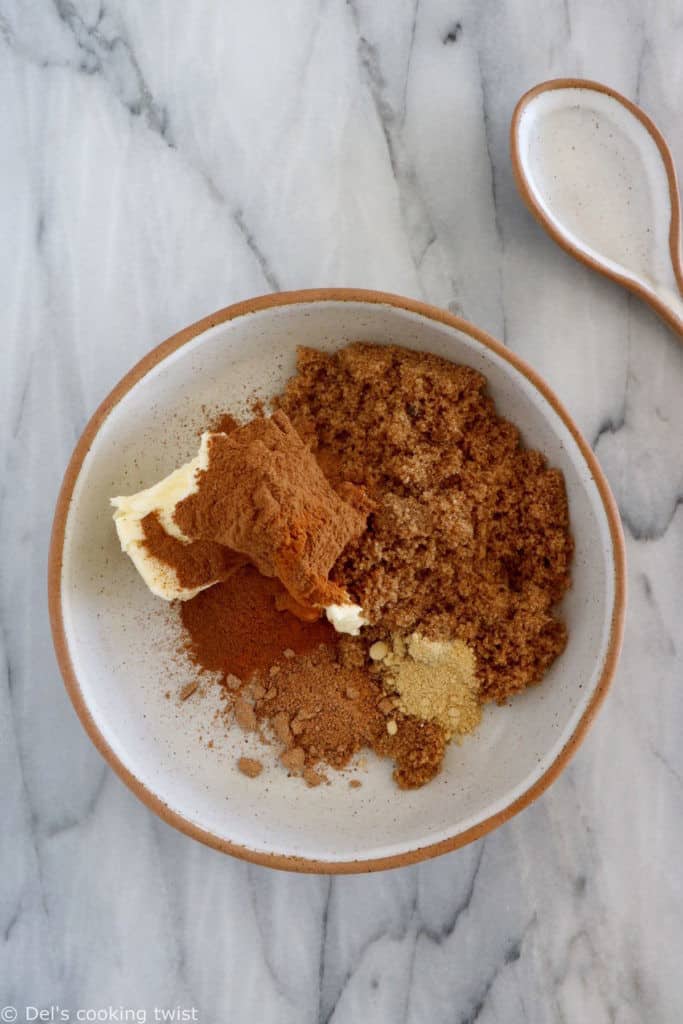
(179, 681, 199, 701)
(234, 695, 258, 732)
(281, 747, 306, 773)
(303, 767, 327, 787)
(375, 715, 447, 789)
(238, 757, 263, 778)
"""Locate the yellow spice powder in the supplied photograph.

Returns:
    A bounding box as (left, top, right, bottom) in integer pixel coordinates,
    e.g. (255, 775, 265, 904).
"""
(374, 633, 481, 740)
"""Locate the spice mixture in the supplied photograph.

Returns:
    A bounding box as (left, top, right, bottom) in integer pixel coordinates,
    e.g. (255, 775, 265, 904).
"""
(142, 344, 572, 789)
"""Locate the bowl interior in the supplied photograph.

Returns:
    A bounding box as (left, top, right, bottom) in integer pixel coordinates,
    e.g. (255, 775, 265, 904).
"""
(59, 299, 617, 865)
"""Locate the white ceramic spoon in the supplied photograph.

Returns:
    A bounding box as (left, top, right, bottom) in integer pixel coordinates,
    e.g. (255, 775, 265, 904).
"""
(511, 78, 683, 337)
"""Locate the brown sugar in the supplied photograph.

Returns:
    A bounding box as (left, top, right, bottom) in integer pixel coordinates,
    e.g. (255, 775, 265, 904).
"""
(237, 757, 263, 778)
(234, 695, 258, 731)
(374, 715, 447, 789)
(173, 411, 373, 610)
(180, 563, 336, 681)
(277, 344, 572, 703)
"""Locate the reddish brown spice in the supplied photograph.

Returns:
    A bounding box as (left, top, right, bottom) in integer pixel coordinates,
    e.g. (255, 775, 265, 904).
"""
(207, 412, 241, 434)
(173, 411, 372, 609)
(141, 512, 246, 590)
(180, 563, 336, 680)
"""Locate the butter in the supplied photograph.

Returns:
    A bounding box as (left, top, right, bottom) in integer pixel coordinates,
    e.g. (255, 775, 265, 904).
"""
(325, 603, 368, 636)
(111, 434, 214, 601)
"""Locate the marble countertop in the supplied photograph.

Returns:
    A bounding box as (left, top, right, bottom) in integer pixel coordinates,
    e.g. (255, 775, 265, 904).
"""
(2, 1, 682, 1021)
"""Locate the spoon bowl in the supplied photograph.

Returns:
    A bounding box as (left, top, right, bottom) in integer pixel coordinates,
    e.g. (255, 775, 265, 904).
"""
(511, 78, 683, 336)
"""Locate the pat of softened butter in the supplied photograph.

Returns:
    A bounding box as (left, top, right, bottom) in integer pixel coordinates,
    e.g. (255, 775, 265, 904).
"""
(111, 434, 214, 601)
(325, 603, 368, 636)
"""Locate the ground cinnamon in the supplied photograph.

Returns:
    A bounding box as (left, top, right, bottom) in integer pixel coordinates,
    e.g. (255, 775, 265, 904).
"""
(180, 563, 336, 680)
(173, 411, 373, 609)
(141, 512, 246, 590)
(206, 411, 240, 435)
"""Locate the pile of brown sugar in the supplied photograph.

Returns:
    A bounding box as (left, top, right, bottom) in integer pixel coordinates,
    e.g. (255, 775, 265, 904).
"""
(277, 343, 573, 703)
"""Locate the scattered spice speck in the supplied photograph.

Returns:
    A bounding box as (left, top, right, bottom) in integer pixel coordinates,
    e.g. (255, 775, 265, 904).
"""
(179, 682, 199, 701)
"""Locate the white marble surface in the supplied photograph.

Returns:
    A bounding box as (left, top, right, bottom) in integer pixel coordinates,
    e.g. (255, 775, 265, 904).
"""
(2, 1, 682, 1020)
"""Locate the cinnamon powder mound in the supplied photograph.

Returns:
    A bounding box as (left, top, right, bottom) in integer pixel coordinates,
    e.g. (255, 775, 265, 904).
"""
(180, 563, 336, 680)
(174, 411, 373, 609)
(206, 411, 240, 435)
(141, 512, 246, 590)
(278, 344, 573, 703)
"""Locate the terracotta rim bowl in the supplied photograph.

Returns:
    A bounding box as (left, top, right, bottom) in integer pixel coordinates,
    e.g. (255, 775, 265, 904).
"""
(48, 289, 626, 873)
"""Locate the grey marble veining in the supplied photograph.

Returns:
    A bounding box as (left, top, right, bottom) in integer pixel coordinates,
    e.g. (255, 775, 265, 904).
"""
(1, 1, 682, 1021)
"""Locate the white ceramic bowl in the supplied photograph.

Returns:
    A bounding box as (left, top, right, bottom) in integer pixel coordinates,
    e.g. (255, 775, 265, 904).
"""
(49, 290, 626, 872)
